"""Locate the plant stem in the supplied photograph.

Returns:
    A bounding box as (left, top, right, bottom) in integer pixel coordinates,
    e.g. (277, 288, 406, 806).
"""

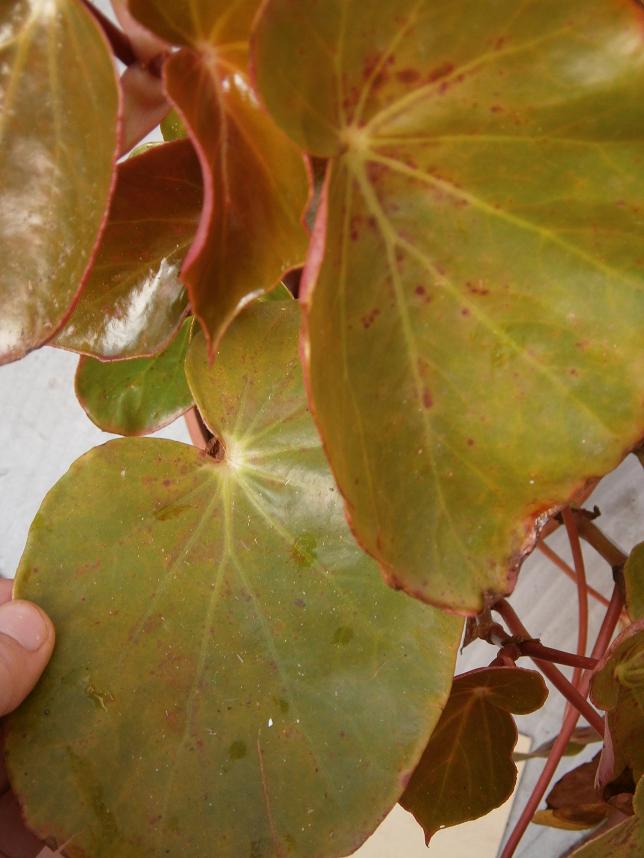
(562, 508, 589, 710)
(537, 541, 611, 608)
(499, 585, 623, 858)
(81, 0, 138, 67)
(494, 601, 604, 736)
(184, 407, 211, 451)
(569, 510, 627, 570)
(517, 641, 597, 671)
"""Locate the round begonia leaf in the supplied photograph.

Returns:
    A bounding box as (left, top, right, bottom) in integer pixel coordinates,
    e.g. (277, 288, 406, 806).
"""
(254, 0, 644, 612)
(56, 140, 202, 360)
(75, 320, 194, 436)
(5, 302, 461, 858)
(400, 666, 547, 842)
(0, 0, 119, 363)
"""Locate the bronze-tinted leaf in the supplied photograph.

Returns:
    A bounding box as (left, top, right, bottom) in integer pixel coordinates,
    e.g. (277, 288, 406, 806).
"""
(254, 0, 644, 612)
(75, 319, 194, 436)
(163, 46, 309, 356)
(534, 754, 610, 831)
(128, 0, 309, 355)
(625, 543, 644, 622)
(6, 302, 461, 857)
(569, 777, 643, 857)
(56, 139, 201, 360)
(400, 666, 547, 843)
(0, 0, 119, 363)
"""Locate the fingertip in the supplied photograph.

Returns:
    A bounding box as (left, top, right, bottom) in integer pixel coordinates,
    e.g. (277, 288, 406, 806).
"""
(0, 600, 55, 717)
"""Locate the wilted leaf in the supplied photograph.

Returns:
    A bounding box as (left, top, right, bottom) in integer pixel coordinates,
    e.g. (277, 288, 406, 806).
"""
(254, 0, 644, 612)
(625, 543, 644, 622)
(592, 622, 644, 789)
(6, 302, 461, 857)
(569, 777, 643, 857)
(400, 666, 547, 842)
(534, 754, 610, 831)
(56, 140, 202, 360)
(0, 0, 119, 363)
(129, 0, 309, 355)
(75, 319, 194, 436)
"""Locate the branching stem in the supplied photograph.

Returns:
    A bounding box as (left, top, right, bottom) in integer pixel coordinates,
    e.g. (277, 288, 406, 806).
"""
(499, 584, 624, 858)
(537, 541, 611, 608)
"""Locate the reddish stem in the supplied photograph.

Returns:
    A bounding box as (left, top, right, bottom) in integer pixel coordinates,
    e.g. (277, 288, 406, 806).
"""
(537, 541, 611, 609)
(562, 508, 589, 705)
(499, 585, 624, 858)
(81, 0, 138, 67)
(570, 511, 627, 569)
(184, 407, 211, 451)
(518, 641, 597, 671)
(494, 602, 604, 736)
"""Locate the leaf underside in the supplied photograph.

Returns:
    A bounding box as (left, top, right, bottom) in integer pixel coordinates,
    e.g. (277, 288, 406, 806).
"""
(400, 666, 547, 842)
(5, 302, 461, 858)
(254, 0, 644, 612)
(0, 0, 119, 364)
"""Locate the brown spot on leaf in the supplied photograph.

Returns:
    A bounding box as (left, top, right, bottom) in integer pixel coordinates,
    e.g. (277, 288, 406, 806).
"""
(423, 389, 433, 409)
(466, 280, 490, 296)
(428, 61, 455, 84)
(361, 307, 381, 329)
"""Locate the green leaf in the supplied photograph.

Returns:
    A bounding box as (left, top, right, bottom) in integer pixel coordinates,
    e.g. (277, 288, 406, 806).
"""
(75, 319, 194, 436)
(0, 0, 119, 364)
(6, 302, 461, 857)
(56, 139, 202, 360)
(625, 543, 644, 621)
(400, 666, 547, 843)
(129, 0, 309, 356)
(569, 777, 643, 857)
(161, 109, 187, 141)
(592, 622, 644, 787)
(254, 0, 644, 612)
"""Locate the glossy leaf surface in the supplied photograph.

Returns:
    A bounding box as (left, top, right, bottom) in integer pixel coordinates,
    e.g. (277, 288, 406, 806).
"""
(130, 0, 309, 356)
(400, 666, 547, 842)
(75, 320, 193, 436)
(625, 543, 644, 621)
(6, 302, 461, 857)
(255, 0, 644, 611)
(592, 623, 644, 786)
(0, 0, 119, 363)
(569, 777, 643, 858)
(56, 140, 202, 359)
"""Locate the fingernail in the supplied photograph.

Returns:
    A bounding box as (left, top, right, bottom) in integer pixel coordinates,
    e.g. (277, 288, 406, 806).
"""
(0, 601, 49, 652)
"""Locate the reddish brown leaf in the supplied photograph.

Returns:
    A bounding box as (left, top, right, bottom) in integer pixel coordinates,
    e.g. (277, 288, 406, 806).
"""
(400, 666, 548, 842)
(56, 140, 202, 360)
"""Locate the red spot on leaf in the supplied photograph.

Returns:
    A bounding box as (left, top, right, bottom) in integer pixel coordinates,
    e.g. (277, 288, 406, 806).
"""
(397, 68, 421, 84)
(423, 389, 433, 409)
(361, 308, 381, 329)
(466, 280, 490, 296)
(461, 307, 471, 317)
(428, 61, 455, 84)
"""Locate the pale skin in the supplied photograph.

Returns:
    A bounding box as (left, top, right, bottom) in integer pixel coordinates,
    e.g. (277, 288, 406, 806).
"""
(0, 578, 54, 858)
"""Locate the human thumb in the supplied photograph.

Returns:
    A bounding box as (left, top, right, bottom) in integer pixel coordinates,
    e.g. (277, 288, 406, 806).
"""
(0, 601, 55, 716)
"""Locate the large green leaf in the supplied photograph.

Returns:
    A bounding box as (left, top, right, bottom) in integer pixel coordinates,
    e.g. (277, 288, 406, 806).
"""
(400, 666, 547, 843)
(129, 0, 309, 356)
(75, 319, 194, 436)
(5, 302, 461, 857)
(569, 777, 643, 858)
(254, 0, 644, 612)
(0, 0, 119, 364)
(56, 139, 202, 359)
(625, 543, 644, 622)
